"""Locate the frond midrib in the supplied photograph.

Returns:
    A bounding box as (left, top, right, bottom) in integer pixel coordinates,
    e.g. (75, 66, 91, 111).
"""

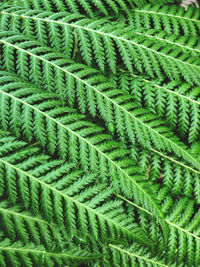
(0, 206, 46, 224)
(109, 244, 170, 267)
(0, 157, 142, 240)
(0, 86, 157, 213)
(117, 194, 200, 241)
(125, 71, 200, 106)
(3, 9, 200, 55)
(1, 39, 198, 171)
(134, 31, 200, 54)
(0, 244, 95, 259)
(0, 12, 199, 70)
(134, 8, 200, 24)
(151, 148, 200, 176)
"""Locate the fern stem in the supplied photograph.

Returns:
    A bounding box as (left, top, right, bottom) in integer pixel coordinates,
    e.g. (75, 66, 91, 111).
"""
(134, 31, 200, 54)
(151, 148, 200, 175)
(109, 244, 171, 267)
(1, 13, 199, 71)
(122, 70, 200, 106)
(117, 194, 200, 241)
(1, 39, 198, 170)
(0, 246, 96, 259)
(135, 8, 200, 24)
(0, 157, 144, 239)
(0, 88, 152, 204)
(0, 207, 46, 224)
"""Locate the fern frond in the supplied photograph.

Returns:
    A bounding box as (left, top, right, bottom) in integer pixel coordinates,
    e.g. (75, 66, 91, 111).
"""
(0, 72, 167, 230)
(148, 148, 200, 203)
(0, 199, 70, 249)
(108, 243, 172, 267)
(132, 29, 200, 57)
(0, 236, 98, 267)
(1, 13, 200, 83)
(10, 0, 136, 17)
(128, 143, 200, 203)
(132, 4, 200, 36)
(118, 193, 200, 266)
(115, 70, 200, 143)
(0, 132, 155, 247)
(10, 0, 181, 17)
(0, 35, 199, 171)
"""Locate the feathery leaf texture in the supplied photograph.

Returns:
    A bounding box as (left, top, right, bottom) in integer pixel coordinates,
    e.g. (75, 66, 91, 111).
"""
(0, 0, 200, 266)
(0, 237, 98, 267)
(131, 4, 200, 36)
(0, 132, 154, 247)
(115, 70, 200, 143)
(108, 243, 173, 267)
(0, 36, 199, 171)
(0, 71, 166, 228)
(119, 193, 200, 266)
(10, 0, 182, 16)
(1, 10, 200, 84)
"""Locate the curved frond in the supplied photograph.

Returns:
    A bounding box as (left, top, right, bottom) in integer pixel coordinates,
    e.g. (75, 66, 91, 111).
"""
(10, 0, 135, 17)
(0, 36, 199, 170)
(133, 28, 200, 57)
(132, 4, 200, 36)
(118, 193, 200, 266)
(0, 72, 166, 227)
(108, 243, 173, 267)
(0, 237, 98, 267)
(0, 13, 200, 83)
(148, 148, 200, 203)
(9, 0, 181, 17)
(0, 132, 154, 247)
(0, 199, 68, 249)
(115, 70, 200, 143)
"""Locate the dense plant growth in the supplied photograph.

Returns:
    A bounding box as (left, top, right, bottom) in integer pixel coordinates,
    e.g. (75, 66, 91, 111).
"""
(0, 0, 200, 266)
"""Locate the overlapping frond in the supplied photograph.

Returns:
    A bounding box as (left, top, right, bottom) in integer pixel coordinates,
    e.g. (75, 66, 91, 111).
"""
(0, 0, 199, 265)
(108, 243, 172, 267)
(145, 148, 200, 203)
(118, 193, 200, 266)
(131, 28, 200, 57)
(2, 7, 199, 60)
(115, 70, 200, 143)
(10, 0, 133, 17)
(0, 199, 68, 249)
(0, 236, 98, 267)
(10, 0, 181, 17)
(131, 4, 200, 36)
(0, 37, 199, 171)
(0, 72, 166, 227)
(0, 132, 154, 247)
(0, 13, 200, 83)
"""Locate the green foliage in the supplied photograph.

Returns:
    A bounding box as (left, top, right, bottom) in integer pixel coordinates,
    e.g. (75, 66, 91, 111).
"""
(129, 4, 200, 36)
(1, 7, 200, 83)
(114, 70, 200, 143)
(0, 0, 200, 266)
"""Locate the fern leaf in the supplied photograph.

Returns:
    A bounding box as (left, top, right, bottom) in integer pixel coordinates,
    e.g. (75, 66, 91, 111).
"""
(0, 35, 199, 170)
(0, 199, 71, 249)
(9, 0, 181, 17)
(10, 0, 133, 17)
(133, 28, 200, 57)
(108, 243, 173, 267)
(119, 193, 200, 266)
(0, 236, 98, 267)
(1, 12, 200, 83)
(0, 132, 154, 247)
(0, 72, 167, 230)
(115, 70, 200, 143)
(132, 4, 200, 36)
(149, 148, 200, 203)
